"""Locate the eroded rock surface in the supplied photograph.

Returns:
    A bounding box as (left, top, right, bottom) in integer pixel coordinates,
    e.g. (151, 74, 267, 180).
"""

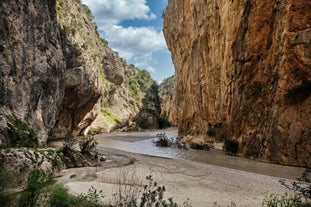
(163, 0, 311, 167)
(158, 75, 177, 126)
(0, 0, 101, 142)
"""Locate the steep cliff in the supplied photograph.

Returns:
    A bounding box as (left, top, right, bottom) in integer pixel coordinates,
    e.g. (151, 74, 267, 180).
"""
(90, 57, 161, 132)
(0, 0, 101, 142)
(158, 75, 177, 126)
(164, 0, 311, 167)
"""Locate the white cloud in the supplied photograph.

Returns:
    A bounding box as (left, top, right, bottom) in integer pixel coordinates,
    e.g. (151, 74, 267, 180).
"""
(82, 0, 156, 26)
(102, 26, 166, 59)
(81, 0, 167, 74)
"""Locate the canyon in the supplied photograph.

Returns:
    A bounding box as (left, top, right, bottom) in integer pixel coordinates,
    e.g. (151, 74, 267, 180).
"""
(0, 0, 310, 206)
(163, 0, 311, 167)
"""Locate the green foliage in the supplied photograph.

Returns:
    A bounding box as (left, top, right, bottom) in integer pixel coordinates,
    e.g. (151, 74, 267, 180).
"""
(263, 169, 311, 207)
(101, 109, 121, 124)
(19, 169, 54, 207)
(154, 133, 174, 147)
(140, 175, 179, 207)
(79, 135, 98, 155)
(49, 185, 104, 207)
(60, 137, 77, 157)
(6, 116, 38, 148)
(56, 1, 64, 15)
(49, 185, 80, 207)
(262, 193, 309, 207)
(81, 4, 94, 20)
(0, 163, 14, 206)
(78, 186, 105, 205)
(158, 114, 171, 129)
(223, 139, 239, 155)
(125, 68, 154, 99)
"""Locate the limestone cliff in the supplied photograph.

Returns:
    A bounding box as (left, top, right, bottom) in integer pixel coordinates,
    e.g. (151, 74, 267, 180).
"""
(158, 75, 177, 126)
(0, 0, 101, 142)
(164, 0, 311, 167)
(90, 57, 161, 132)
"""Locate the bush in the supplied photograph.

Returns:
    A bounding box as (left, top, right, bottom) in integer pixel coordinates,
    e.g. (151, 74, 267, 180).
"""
(6, 116, 38, 148)
(49, 185, 104, 207)
(223, 139, 239, 155)
(49, 185, 80, 207)
(263, 169, 311, 207)
(79, 135, 98, 155)
(158, 115, 171, 129)
(19, 169, 54, 207)
(154, 133, 175, 147)
(140, 175, 179, 207)
(263, 193, 309, 207)
(0, 163, 14, 206)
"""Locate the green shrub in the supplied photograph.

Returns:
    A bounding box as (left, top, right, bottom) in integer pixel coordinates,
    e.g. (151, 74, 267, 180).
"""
(154, 133, 173, 147)
(19, 169, 54, 207)
(0, 163, 14, 206)
(79, 135, 98, 155)
(223, 139, 239, 155)
(158, 115, 171, 129)
(49, 185, 80, 207)
(262, 193, 309, 207)
(263, 169, 311, 207)
(140, 175, 180, 207)
(6, 115, 38, 148)
(49, 185, 104, 207)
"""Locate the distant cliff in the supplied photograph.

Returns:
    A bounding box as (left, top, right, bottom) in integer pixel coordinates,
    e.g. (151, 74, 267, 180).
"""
(164, 0, 311, 167)
(158, 75, 177, 126)
(0, 0, 160, 144)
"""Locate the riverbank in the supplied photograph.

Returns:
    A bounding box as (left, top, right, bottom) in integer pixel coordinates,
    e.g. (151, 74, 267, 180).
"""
(56, 147, 294, 207)
(51, 129, 307, 206)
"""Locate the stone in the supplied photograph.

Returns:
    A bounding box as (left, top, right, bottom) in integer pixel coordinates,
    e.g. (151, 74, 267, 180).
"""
(163, 0, 311, 167)
(0, 0, 101, 142)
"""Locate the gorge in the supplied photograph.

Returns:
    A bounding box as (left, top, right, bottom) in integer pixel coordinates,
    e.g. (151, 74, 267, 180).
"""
(0, 0, 310, 206)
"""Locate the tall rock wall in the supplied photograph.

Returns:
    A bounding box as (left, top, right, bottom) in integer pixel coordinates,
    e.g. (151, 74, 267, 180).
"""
(163, 0, 311, 167)
(0, 0, 101, 142)
(158, 75, 177, 125)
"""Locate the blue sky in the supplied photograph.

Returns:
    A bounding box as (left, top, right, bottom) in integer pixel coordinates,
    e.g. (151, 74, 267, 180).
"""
(81, 0, 174, 83)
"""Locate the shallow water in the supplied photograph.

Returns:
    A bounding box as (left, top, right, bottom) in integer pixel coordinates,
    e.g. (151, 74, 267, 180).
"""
(95, 128, 307, 180)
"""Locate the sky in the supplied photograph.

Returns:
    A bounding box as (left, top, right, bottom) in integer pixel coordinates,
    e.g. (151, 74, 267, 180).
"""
(81, 0, 174, 83)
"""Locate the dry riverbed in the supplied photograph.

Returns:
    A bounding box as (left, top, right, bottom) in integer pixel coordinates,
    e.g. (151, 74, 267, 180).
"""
(53, 129, 306, 206)
(55, 154, 296, 206)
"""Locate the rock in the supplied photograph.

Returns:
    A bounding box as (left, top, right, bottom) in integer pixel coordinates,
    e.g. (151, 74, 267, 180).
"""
(158, 75, 177, 126)
(163, 0, 311, 167)
(0, 148, 64, 185)
(0, 0, 101, 142)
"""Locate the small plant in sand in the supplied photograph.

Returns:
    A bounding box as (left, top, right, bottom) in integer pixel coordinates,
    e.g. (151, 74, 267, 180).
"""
(111, 168, 191, 207)
(154, 133, 186, 149)
(111, 168, 142, 206)
(263, 169, 311, 207)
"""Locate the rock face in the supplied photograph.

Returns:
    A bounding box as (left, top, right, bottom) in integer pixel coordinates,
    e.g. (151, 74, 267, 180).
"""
(164, 0, 311, 167)
(0, 0, 101, 142)
(90, 58, 161, 132)
(158, 75, 177, 125)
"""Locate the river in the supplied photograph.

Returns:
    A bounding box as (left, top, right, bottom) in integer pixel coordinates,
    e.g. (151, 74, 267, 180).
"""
(95, 127, 306, 180)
